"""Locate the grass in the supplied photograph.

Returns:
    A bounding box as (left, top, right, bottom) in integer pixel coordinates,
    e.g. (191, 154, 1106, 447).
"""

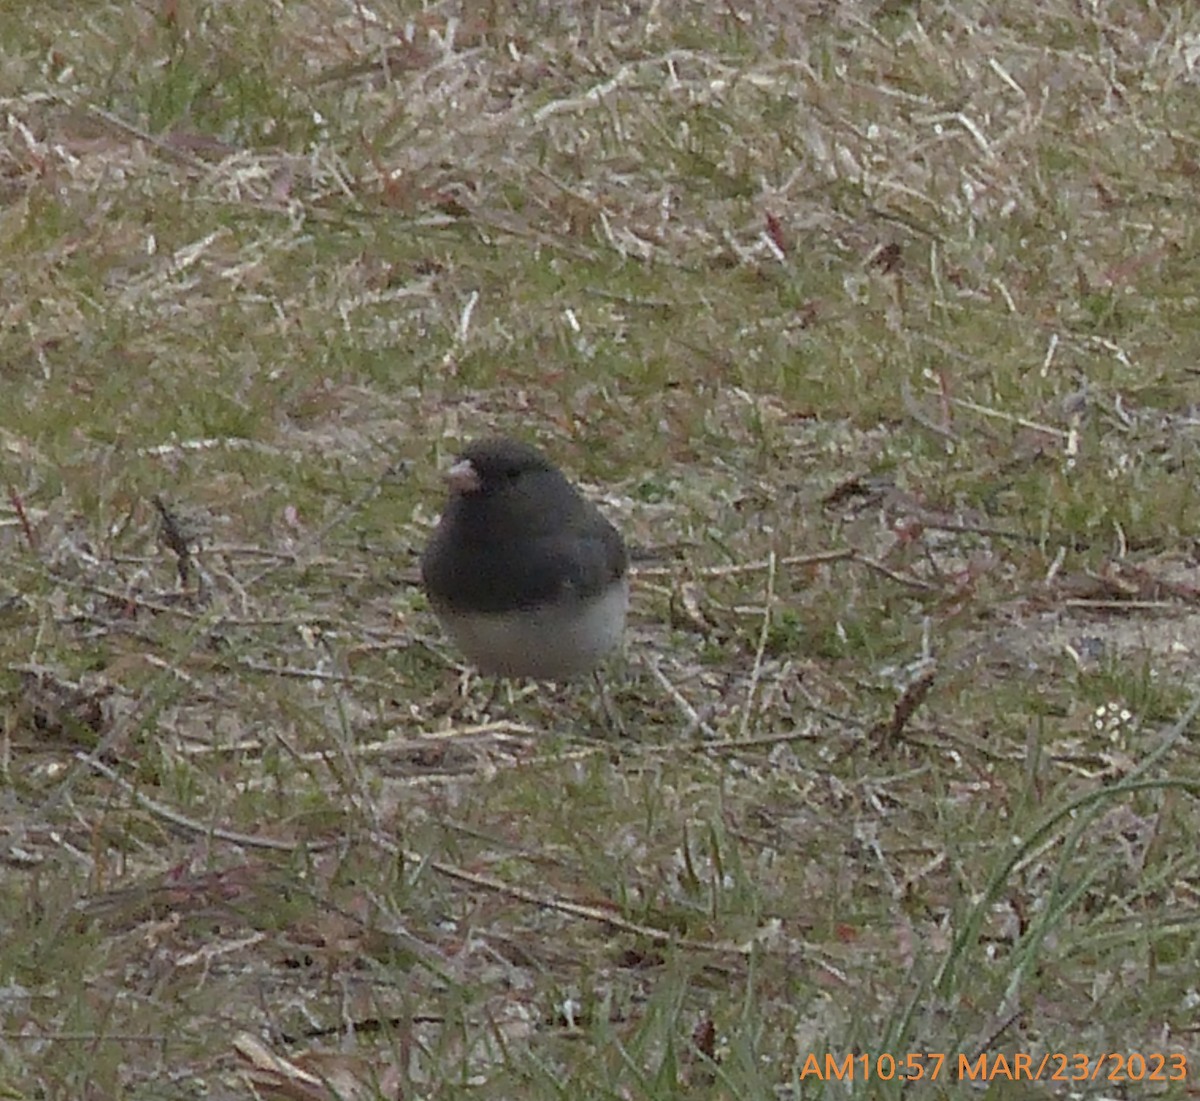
(3, 0, 1200, 1098)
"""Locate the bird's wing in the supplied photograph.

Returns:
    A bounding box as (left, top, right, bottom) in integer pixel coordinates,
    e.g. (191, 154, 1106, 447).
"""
(423, 499, 626, 614)
(535, 520, 628, 598)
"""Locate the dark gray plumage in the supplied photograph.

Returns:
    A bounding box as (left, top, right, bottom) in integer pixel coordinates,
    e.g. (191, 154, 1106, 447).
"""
(420, 438, 628, 680)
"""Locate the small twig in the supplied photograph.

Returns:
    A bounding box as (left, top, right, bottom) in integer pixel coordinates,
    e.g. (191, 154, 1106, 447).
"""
(179, 719, 539, 759)
(301, 721, 538, 760)
(700, 728, 828, 753)
(85, 103, 210, 170)
(739, 550, 776, 740)
(634, 549, 852, 580)
(969, 1008, 1022, 1062)
(7, 484, 38, 551)
(936, 392, 1069, 438)
(901, 378, 959, 443)
(644, 655, 717, 739)
(151, 494, 193, 587)
(230, 657, 389, 688)
(1064, 599, 1184, 612)
(136, 436, 296, 459)
(532, 62, 640, 122)
(141, 654, 202, 687)
(78, 755, 327, 852)
(394, 836, 798, 959)
(852, 552, 940, 592)
(0, 1032, 174, 1043)
(871, 665, 938, 747)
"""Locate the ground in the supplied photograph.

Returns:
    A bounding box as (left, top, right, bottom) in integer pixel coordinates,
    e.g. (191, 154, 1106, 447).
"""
(2, 2, 1200, 1099)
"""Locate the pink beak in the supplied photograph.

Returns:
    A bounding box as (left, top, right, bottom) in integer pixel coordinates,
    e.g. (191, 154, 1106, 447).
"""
(445, 458, 482, 494)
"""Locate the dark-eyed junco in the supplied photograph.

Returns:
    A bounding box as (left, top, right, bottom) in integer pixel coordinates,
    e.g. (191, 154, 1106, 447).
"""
(420, 437, 629, 681)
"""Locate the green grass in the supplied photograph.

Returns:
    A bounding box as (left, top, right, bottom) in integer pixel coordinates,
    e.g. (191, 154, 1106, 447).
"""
(3, 1, 1200, 1098)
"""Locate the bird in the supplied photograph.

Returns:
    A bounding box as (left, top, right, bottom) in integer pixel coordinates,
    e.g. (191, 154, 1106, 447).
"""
(419, 437, 629, 682)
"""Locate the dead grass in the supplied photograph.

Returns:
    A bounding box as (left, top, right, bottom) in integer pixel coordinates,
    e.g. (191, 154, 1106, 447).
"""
(3, 1, 1200, 1098)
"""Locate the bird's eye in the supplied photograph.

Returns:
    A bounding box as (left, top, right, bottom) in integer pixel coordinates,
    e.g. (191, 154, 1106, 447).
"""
(505, 467, 521, 480)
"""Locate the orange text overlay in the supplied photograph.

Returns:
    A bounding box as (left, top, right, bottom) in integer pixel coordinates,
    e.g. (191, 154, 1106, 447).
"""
(799, 1052, 1188, 1084)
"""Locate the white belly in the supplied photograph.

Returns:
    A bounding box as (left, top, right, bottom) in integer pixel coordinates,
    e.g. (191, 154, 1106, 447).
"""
(435, 578, 629, 680)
